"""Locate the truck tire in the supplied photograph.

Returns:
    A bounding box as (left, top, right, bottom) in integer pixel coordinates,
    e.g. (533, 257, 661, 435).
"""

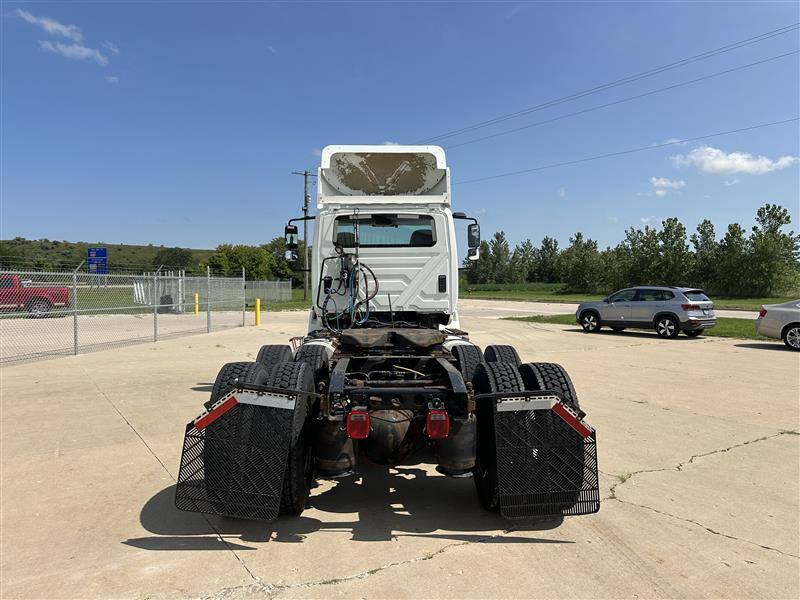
(205, 361, 267, 410)
(266, 361, 315, 516)
(256, 344, 293, 368)
(294, 344, 329, 382)
(450, 344, 484, 383)
(483, 344, 521, 366)
(26, 298, 52, 318)
(203, 361, 270, 510)
(518, 362, 580, 410)
(472, 362, 525, 511)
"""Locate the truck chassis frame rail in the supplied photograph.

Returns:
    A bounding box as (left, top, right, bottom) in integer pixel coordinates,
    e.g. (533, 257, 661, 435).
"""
(476, 390, 600, 519)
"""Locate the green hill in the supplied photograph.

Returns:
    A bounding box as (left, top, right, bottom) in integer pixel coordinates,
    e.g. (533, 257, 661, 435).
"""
(0, 237, 214, 273)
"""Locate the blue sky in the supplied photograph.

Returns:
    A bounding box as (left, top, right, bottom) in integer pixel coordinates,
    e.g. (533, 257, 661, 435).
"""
(2, 1, 799, 251)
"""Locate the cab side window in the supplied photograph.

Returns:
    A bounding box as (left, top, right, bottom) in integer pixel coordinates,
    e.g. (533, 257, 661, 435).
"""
(610, 290, 636, 302)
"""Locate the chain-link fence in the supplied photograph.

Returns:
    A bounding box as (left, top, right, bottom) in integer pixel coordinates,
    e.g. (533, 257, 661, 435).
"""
(0, 268, 269, 364)
(246, 280, 292, 304)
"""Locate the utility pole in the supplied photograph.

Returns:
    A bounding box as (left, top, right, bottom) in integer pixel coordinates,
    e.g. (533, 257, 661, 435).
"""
(292, 170, 317, 301)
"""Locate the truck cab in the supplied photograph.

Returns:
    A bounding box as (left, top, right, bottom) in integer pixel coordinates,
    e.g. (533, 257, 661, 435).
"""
(287, 145, 479, 333)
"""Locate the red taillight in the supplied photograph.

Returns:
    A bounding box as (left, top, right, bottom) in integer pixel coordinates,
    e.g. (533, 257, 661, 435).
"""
(759, 308, 768, 318)
(346, 410, 370, 439)
(681, 304, 701, 311)
(426, 409, 450, 439)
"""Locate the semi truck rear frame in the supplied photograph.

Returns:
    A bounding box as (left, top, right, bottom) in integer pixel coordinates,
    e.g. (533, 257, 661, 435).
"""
(175, 145, 600, 521)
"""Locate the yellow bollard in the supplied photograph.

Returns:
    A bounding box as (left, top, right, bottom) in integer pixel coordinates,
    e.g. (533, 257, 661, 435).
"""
(194, 293, 199, 315)
(255, 298, 261, 326)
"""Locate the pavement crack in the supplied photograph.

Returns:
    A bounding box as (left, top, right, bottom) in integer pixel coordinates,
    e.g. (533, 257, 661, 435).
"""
(207, 528, 516, 598)
(603, 429, 800, 559)
(606, 429, 797, 500)
(76, 365, 259, 585)
(611, 496, 799, 559)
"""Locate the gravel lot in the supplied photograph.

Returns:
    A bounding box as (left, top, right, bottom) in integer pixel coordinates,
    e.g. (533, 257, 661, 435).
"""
(1, 305, 797, 599)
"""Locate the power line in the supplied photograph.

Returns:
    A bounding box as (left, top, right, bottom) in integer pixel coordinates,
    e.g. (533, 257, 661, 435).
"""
(446, 50, 799, 150)
(418, 22, 799, 144)
(455, 118, 799, 185)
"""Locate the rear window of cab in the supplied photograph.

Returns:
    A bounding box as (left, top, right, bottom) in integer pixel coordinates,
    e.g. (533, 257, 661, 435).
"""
(333, 214, 436, 248)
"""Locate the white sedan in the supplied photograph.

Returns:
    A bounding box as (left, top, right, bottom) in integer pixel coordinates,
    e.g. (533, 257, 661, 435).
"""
(756, 300, 800, 350)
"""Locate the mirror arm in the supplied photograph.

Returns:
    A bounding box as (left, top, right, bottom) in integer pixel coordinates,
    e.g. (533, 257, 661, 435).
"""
(453, 213, 478, 225)
(288, 215, 315, 227)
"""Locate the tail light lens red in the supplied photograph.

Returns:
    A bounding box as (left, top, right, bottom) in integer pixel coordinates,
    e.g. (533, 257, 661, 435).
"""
(426, 409, 450, 439)
(681, 304, 701, 311)
(758, 308, 768, 318)
(346, 410, 370, 439)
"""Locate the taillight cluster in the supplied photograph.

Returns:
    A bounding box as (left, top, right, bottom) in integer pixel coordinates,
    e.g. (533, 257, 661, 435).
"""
(758, 308, 768, 318)
(345, 409, 451, 440)
(345, 410, 369, 439)
(681, 303, 701, 311)
(425, 409, 450, 439)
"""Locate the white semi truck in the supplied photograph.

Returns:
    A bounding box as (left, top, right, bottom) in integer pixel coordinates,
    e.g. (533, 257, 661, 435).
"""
(175, 146, 600, 521)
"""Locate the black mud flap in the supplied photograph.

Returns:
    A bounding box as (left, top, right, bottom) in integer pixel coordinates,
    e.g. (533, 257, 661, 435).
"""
(490, 392, 600, 519)
(174, 385, 300, 521)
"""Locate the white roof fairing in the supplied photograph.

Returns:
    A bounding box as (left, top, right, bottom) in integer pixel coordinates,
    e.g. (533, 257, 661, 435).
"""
(318, 145, 449, 204)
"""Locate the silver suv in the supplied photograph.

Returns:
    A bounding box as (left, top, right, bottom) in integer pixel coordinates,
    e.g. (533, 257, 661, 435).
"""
(576, 286, 716, 338)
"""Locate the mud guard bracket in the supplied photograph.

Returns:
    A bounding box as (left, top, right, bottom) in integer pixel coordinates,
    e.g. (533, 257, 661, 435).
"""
(174, 384, 306, 521)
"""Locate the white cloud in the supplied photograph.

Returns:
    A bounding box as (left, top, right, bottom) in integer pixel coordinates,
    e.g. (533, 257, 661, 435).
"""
(654, 189, 667, 197)
(383, 141, 400, 146)
(101, 40, 120, 55)
(650, 176, 686, 190)
(671, 146, 799, 175)
(267, 45, 277, 54)
(105, 75, 119, 84)
(607, 216, 619, 224)
(17, 9, 83, 42)
(640, 217, 651, 224)
(724, 178, 740, 186)
(557, 187, 566, 198)
(39, 40, 109, 66)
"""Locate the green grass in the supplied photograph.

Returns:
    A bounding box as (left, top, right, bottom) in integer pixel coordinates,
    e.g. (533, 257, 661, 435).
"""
(504, 313, 774, 341)
(460, 282, 794, 311)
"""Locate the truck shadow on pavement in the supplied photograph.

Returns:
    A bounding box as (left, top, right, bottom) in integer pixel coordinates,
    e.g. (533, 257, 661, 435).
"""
(125, 464, 571, 551)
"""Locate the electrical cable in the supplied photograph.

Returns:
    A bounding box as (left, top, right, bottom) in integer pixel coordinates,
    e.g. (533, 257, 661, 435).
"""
(445, 50, 799, 150)
(455, 117, 800, 185)
(417, 21, 800, 143)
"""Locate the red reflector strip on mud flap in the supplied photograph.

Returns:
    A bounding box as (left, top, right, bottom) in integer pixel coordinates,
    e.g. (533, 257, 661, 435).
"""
(551, 402, 593, 439)
(194, 396, 238, 430)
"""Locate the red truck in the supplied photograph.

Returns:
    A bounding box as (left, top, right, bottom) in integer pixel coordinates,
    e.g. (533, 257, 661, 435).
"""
(0, 274, 70, 317)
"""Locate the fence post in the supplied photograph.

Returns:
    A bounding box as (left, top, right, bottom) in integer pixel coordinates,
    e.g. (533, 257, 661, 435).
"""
(255, 298, 261, 326)
(72, 271, 78, 355)
(153, 272, 158, 342)
(242, 267, 246, 327)
(206, 266, 211, 333)
(194, 293, 199, 315)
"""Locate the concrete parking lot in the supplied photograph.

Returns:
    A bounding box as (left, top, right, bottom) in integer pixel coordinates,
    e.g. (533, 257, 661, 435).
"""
(1, 305, 798, 599)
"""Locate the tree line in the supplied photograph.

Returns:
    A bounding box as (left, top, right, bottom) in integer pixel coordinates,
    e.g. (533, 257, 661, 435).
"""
(463, 203, 800, 297)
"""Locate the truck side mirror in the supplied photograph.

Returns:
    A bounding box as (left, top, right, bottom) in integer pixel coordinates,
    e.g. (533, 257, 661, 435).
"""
(284, 224, 299, 262)
(467, 223, 480, 261)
